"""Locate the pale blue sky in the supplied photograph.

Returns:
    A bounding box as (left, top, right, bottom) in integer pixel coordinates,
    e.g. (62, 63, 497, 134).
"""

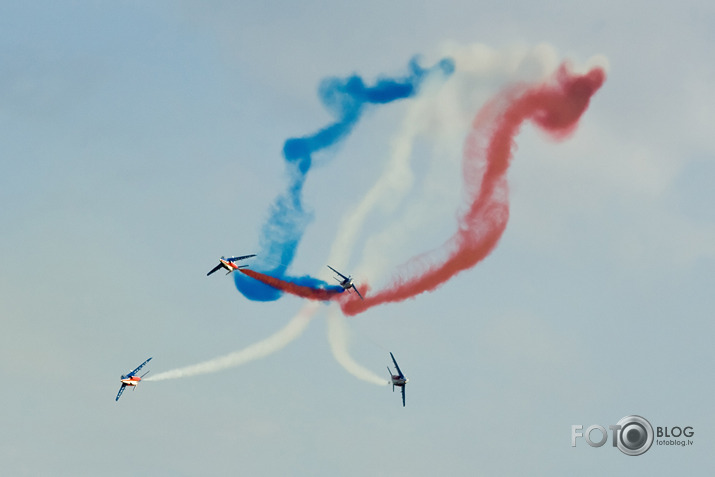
(1, 1, 713, 475)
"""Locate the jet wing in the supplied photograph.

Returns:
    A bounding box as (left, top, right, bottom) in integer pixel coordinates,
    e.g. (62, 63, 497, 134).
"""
(390, 352, 404, 379)
(206, 263, 223, 276)
(401, 385, 406, 407)
(226, 254, 256, 262)
(126, 357, 153, 377)
(115, 383, 127, 402)
(353, 285, 364, 300)
(327, 265, 348, 280)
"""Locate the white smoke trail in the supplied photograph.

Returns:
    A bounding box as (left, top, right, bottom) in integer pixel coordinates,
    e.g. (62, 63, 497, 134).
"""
(146, 302, 319, 381)
(326, 306, 389, 386)
(324, 43, 575, 381)
(322, 60, 459, 382)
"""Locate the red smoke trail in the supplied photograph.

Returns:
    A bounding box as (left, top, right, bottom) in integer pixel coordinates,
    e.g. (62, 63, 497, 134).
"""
(340, 63, 606, 316)
(239, 268, 343, 301)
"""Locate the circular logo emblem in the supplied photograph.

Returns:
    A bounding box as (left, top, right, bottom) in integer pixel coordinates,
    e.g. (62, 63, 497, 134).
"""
(616, 415, 654, 456)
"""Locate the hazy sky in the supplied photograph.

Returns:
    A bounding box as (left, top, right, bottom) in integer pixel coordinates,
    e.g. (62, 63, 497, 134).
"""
(1, 1, 713, 475)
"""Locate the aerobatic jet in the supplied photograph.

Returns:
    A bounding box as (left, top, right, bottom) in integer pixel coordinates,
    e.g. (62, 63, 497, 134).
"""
(326, 265, 364, 300)
(115, 357, 152, 402)
(206, 254, 256, 276)
(388, 352, 409, 407)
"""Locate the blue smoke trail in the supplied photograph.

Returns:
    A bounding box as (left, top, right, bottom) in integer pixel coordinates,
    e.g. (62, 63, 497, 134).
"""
(235, 57, 455, 301)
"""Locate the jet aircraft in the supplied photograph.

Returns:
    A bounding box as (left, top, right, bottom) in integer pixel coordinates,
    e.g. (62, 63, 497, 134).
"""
(388, 352, 409, 407)
(326, 265, 364, 300)
(207, 254, 256, 276)
(115, 357, 152, 402)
